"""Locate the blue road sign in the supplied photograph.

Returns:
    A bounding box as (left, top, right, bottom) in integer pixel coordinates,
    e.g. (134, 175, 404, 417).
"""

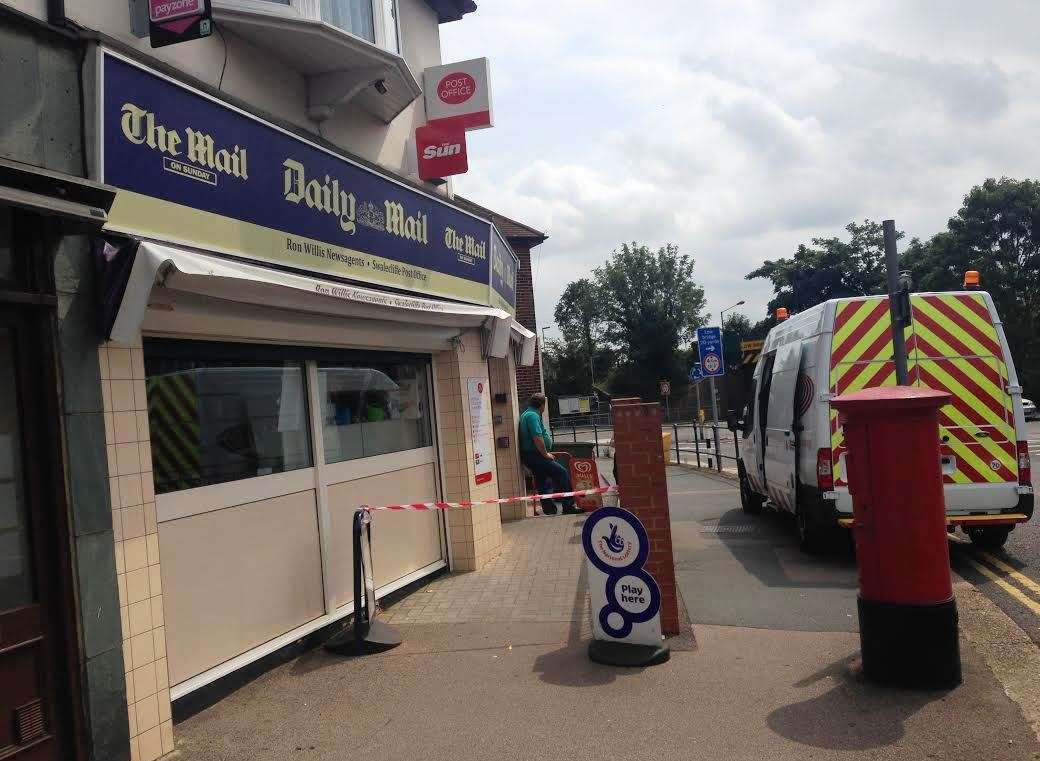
(697, 326, 725, 377)
(689, 365, 703, 382)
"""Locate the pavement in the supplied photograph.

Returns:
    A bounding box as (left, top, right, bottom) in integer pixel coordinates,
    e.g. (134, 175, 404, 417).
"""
(171, 467, 1040, 761)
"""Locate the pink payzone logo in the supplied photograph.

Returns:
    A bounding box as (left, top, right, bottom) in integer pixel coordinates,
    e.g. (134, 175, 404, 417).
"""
(150, 0, 204, 23)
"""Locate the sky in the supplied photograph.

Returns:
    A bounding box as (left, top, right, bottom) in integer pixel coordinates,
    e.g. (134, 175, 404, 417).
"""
(440, 1, 1040, 338)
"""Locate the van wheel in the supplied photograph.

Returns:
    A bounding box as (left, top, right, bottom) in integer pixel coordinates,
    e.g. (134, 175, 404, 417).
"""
(797, 504, 826, 554)
(967, 526, 1011, 549)
(739, 465, 764, 514)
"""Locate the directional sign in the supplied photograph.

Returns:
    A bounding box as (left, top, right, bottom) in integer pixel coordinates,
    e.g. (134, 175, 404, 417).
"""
(697, 326, 725, 378)
(689, 365, 703, 382)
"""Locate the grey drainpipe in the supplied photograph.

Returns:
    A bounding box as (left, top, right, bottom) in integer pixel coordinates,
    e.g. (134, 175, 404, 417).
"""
(47, 0, 65, 26)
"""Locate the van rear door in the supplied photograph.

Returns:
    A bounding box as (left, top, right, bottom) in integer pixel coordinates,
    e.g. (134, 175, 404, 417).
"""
(763, 341, 802, 512)
(908, 293, 1019, 509)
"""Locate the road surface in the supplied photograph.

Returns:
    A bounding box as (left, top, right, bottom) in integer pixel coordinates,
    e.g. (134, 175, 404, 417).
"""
(950, 419, 1040, 645)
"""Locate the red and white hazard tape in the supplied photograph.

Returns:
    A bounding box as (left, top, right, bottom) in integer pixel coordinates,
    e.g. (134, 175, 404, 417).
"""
(360, 485, 618, 513)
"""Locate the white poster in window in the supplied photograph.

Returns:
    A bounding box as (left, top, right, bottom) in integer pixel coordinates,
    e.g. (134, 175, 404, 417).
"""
(467, 378, 494, 486)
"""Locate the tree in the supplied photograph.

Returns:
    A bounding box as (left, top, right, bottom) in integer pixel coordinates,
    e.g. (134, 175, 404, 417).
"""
(595, 243, 707, 399)
(904, 178, 1040, 395)
(554, 279, 602, 392)
(746, 220, 901, 316)
(722, 313, 753, 370)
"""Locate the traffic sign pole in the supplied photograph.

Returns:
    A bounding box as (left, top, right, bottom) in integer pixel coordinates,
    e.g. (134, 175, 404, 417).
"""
(709, 376, 721, 470)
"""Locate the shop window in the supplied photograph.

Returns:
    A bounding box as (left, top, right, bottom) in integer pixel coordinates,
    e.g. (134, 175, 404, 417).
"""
(144, 355, 313, 494)
(319, 360, 431, 464)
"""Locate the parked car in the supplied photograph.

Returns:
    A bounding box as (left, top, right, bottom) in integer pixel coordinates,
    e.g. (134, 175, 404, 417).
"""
(1024, 398, 1038, 421)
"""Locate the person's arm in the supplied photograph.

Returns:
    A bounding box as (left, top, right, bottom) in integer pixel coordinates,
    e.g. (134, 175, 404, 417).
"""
(533, 435, 554, 460)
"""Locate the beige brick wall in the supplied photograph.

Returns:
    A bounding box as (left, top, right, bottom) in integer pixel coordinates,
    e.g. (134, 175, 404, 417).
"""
(489, 354, 526, 521)
(433, 329, 504, 571)
(98, 335, 174, 761)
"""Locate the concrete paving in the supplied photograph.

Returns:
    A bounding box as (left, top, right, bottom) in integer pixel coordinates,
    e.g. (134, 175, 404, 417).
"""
(172, 467, 1040, 760)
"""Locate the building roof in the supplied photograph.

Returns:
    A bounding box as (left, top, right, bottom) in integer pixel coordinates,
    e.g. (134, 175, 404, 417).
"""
(453, 195, 548, 244)
(423, 0, 478, 23)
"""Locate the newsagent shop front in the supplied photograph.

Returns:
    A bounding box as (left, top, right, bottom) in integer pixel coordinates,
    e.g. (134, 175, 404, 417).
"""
(90, 47, 533, 722)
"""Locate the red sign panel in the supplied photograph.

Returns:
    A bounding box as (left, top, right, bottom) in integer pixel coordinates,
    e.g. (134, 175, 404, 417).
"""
(437, 72, 477, 105)
(416, 122, 468, 181)
(568, 458, 603, 512)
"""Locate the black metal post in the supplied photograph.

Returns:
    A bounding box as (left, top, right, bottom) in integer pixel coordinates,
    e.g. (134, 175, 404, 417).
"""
(593, 419, 599, 457)
(884, 219, 909, 386)
(695, 423, 702, 468)
(673, 423, 680, 464)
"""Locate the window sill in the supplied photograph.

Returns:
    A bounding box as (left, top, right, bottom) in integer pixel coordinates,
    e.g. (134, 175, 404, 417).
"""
(212, 0, 421, 124)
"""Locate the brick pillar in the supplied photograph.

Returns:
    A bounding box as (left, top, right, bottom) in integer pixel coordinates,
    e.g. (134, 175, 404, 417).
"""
(612, 399, 680, 636)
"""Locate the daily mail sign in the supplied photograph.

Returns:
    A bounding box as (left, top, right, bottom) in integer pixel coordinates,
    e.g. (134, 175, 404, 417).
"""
(423, 58, 493, 131)
(98, 50, 514, 309)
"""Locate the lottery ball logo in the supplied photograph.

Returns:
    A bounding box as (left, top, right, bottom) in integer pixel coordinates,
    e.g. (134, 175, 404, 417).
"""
(582, 507, 661, 639)
(703, 353, 721, 374)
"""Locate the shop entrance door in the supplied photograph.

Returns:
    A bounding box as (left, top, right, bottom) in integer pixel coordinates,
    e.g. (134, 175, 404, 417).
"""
(0, 310, 65, 761)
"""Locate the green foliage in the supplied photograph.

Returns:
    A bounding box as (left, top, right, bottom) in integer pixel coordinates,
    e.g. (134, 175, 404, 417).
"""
(904, 177, 1040, 394)
(746, 220, 901, 315)
(551, 242, 706, 401)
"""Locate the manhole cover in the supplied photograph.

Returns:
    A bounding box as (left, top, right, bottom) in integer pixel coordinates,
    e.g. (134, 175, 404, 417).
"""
(700, 524, 756, 535)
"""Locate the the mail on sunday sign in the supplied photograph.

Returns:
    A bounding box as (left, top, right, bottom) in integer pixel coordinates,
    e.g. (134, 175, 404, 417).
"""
(423, 58, 493, 131)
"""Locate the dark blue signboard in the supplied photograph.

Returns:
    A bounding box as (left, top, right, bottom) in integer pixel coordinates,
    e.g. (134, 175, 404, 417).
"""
(697, 326, 725, 377)
(99, 50, 507, 307)
(490, 226, 517, 311)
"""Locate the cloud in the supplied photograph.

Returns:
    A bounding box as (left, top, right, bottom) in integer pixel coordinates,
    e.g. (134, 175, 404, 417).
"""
(441, 1, 1040, 335)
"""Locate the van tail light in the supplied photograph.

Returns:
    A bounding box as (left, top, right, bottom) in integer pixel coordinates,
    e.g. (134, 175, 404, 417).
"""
(1018, 441, 1031, 485)
(817, 448, 834, 491)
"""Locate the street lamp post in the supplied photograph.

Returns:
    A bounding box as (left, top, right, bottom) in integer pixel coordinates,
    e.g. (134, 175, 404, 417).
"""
(714, 300, 746, 464)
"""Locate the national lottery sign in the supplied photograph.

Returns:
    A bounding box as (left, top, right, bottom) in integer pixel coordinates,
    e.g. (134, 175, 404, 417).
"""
(582, 507, 662, 646)
(98, 50, 517, 311)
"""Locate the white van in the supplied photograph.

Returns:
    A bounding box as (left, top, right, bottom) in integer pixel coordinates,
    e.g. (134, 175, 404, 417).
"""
(735, 289, 1034, 551)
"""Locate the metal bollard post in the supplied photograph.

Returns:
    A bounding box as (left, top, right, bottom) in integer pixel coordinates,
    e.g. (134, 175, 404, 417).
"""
(572, 424, 577, 442)
(673, 423, 680, 464)
(713, 424, 722, 472)
(593, 419, 599, 457)
(695, 423, 702, 468)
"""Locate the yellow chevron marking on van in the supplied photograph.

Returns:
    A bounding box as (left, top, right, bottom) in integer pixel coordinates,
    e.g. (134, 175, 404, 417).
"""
(942, 293, 999, 339)
(913, 301, 994, 360)
(917, 360, 1009, 427)
(941, 436, 1004, 483)
(831, 299, 874, 348)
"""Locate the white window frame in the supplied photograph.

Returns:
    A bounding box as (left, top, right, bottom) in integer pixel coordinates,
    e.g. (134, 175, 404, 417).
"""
(235, 0, 402, 52)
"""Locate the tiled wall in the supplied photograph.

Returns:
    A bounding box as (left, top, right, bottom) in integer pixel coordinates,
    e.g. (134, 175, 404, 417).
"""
(489, 354, 526, 521)
(433, 330, 504, 571)
(98, 336, 174, 761)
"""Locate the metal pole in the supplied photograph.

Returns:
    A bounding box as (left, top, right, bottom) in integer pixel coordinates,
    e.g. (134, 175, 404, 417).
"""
(695, 381, 702, 427)
(665, 394, 671, 422)
(884, 219, 909, 386)
(572, 423, 577, 443)
(673, 423, 680, 464)
(695, 424, 702, 468)
(710, 376, 722, 470)
(593, 419, 599, 458)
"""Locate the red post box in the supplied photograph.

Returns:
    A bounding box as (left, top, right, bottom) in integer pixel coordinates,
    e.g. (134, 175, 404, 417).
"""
(832, 386, 961, 689)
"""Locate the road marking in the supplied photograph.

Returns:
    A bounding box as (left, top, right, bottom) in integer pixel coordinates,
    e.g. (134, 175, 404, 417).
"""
(978, 552, 1040, 598)
(962, 555, 1040, 617)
